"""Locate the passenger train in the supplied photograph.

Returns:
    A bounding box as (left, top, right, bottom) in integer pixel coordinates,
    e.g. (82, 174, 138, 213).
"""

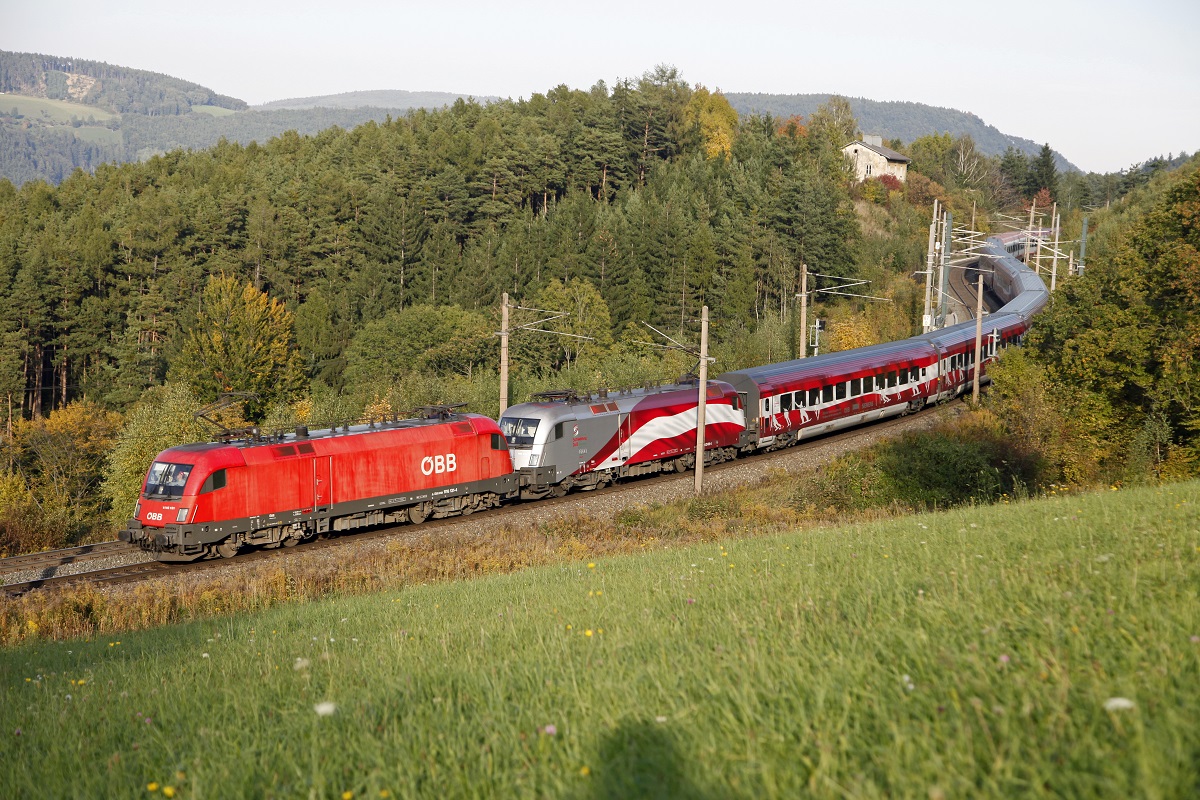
(120, 231, 1048, 560)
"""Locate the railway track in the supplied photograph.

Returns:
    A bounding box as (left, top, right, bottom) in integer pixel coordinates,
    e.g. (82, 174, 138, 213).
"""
(0, 541, 135, 578)
(1, 404, 946, 598)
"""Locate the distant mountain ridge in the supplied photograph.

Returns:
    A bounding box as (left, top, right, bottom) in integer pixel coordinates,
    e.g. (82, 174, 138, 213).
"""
(256, 89, 499, 111)
(0, 49, 245, 114)
(724, 93, 1078, 172)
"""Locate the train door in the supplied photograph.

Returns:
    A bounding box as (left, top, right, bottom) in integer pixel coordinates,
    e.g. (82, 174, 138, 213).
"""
(618, 413, 632, 462)
(313, 457, 332, 512)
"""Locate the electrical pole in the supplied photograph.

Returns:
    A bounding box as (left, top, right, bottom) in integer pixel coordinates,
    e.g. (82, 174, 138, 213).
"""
(499, 292, 510, 415)
(798, 263, 808, 358)
(694, 305, 709, 496)
(922, 205, 937, 332)
(937, 210, 952, 326)
(1050, 212, 1061, 291)
(972, 273, 984, 404)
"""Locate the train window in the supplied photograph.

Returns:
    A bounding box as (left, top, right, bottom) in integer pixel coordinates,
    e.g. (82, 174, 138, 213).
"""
(781, 393, 792, 412)
(552, 422, 565, 441)
(200, 469, 227, 494)
(822, 385, 834, 404)
(490, 433, 509, 451)
(500, 417, 540, 446)
(877, 373, 887, 390)
(793, 392, 804, 409)
(850, 378, 861, 397)
(762, 399, 770, 416)
(297, 443, 315, 455)
(808, 388, 820, 406)
(862, 375, 873, 392)
(898, 370, 909, 386)
(836, 382, 847, 401)
(887, 371, 897, 387)
(731, 395, 741, 411)
(272, 445, 296, 458)
(911, 367, 921, 382)
(143, 462, 194, 501)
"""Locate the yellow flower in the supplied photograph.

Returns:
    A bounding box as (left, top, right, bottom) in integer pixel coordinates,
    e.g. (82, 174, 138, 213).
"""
(147, 783, 159, 792)
(585, 630, 593, 637)
(163, 788, 176, 798)
(342, 792, 354, 800)
(595, 591, 602, 596)
(579, 766, 591, 777)
(587, 563, 595, 569)
(380, 791, 392, 799)
(175, 772, 186, 781)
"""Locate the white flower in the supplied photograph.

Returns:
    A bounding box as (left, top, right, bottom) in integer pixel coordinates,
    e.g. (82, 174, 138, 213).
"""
(201, 653, 210, 659)
(654, 716, 667, 723)
(313, 701, 337, 716)
(1103, 697, 1136, 712)
(293, 658, 310, 671)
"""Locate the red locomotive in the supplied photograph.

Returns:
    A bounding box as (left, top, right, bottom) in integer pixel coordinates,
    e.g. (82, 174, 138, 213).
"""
(120, 410, 515, 560)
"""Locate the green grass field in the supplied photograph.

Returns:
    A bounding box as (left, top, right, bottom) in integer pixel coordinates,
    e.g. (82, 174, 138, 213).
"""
(1, 482, 1197, 798)
(0, 94, 117, 123)
(189, 105, 238, 117)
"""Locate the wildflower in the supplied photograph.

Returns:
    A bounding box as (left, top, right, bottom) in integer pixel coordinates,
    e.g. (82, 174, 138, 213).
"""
(314, 702, 337, 716)
(579, 766, 591, 777)
(542, 724, 557, 735)
(1103, 697, 1136, 712)
(14, 728, 21, 736)
(294, 658, 310, 671)
(585, 630, 593, 637)
(655, 716, 667, 723)
(342, 792, 354, 800)
(147, 783, 159, 792)
(163, 788, 176, 798)
(999, 654, 1010, 665)
(587, 563, 595, 569)
(201, 653, 209, 659)
(1190, 635, 1199, 644)
(902, 674, 915, 692)
(380, 792, 391, 798)
(686, 598, 695, 605)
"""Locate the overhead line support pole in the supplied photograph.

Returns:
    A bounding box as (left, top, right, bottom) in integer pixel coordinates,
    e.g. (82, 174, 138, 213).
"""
(499, 292, 510, 415)
(694, 305, 709, 496)
(798, 263, 808, 358)
(972, 273, 984, 405)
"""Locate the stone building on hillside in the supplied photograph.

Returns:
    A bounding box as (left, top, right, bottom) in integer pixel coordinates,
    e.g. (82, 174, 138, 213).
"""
(842, 135, 911, 183)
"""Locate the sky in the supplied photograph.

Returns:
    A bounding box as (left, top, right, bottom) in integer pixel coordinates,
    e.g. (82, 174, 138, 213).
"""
(2, 0, 1197, 173)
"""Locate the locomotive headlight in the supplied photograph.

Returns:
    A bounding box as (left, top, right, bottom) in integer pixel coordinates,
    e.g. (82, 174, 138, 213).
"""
(528, 453, 539, 467)
(176, 508, 190, 523)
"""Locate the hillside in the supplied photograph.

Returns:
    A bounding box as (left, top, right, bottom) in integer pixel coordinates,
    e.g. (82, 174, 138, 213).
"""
(725, 92, 1079, 172)
(255, 89, 498, 110)
(0, 50, 245, 114)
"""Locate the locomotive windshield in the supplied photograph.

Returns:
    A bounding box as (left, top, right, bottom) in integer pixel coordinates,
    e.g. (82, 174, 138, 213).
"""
(143, 462, 195, 500)
(499, 417, 540, 447)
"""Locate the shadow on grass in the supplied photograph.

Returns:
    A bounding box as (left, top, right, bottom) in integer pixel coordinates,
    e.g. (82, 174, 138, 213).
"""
(581, 717, 715, 800)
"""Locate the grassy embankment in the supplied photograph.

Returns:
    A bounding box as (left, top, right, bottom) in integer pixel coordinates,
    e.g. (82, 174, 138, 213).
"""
(1, 481, 1197, 798)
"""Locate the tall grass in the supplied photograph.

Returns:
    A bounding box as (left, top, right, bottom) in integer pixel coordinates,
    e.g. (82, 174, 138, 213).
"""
(1, 481, 1197, 797)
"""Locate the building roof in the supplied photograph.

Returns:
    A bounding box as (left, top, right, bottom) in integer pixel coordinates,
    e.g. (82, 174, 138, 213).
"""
(843, 140, 911, 163)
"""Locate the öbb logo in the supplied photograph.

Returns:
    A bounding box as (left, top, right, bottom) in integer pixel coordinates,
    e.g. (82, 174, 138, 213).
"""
(421, 454, 457, 476)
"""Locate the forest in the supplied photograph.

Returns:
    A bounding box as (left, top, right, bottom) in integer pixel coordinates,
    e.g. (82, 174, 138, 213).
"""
(0, 65, 1197, 555)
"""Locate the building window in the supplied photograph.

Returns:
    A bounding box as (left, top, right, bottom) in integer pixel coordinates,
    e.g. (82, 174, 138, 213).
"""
(866, 164, 872, 176)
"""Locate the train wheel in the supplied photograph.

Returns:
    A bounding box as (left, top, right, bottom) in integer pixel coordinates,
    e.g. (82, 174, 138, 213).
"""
(408, 504, 429, 524)
(548, 483, 568, 498)
(282, 536, 299, 547)
(216, 540, 240, 559)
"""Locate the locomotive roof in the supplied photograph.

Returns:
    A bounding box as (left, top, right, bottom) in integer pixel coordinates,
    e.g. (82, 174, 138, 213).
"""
(190, 412, 495, 452)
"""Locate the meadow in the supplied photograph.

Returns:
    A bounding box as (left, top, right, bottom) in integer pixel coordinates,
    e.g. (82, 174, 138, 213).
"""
(1, 481, 1197, 798)
(1, 95, 117, 123)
